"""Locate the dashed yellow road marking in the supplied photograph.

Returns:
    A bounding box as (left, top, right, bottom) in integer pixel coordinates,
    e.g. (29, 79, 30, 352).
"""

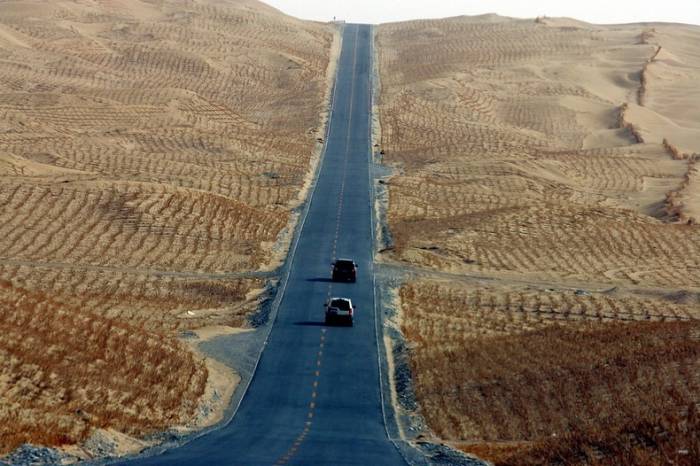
(275, 24, 362, 466)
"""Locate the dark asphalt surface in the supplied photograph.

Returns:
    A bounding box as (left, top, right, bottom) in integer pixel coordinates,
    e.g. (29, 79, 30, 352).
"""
(123, 24, 408, 466)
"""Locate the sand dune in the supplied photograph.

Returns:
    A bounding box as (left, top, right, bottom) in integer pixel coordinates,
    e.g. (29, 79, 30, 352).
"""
(377, 15, 700, 464)
(378, 16, 700, 284)
(0, 0, 335, 456)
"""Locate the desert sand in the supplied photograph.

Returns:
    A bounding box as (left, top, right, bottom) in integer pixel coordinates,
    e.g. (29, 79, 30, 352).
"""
(0, 0, 336, 457)
(377, 15, 700, 465)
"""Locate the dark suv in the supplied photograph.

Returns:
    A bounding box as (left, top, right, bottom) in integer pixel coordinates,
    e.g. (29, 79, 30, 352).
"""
(331, 258, 357, 282)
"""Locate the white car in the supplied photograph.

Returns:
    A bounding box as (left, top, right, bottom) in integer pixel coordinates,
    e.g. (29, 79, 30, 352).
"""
(325, 297, 355, 326)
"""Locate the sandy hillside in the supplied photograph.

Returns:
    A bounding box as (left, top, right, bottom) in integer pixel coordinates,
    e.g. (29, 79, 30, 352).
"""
(377, 15, 700, 465)
(0, 0, 335, 456)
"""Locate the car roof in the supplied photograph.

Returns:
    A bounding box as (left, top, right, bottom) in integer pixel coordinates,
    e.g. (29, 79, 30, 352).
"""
(329, 297, 352, 302)
(335, 258, 354, 262)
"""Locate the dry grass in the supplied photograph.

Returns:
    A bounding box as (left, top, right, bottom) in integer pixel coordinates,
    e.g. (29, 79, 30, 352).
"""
(378, 16, 700, 464)
(460, 409, 700, 465)
(400, 282, 700, 341)
(0, 261, 262, 332)
(401, 281, 700, 464)
(0, 279, 207, 454)
(0, 0, 334, 453)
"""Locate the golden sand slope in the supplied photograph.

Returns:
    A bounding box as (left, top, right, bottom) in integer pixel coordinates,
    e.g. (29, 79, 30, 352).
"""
(0, 0, 334, 454)
(0, 0, 335, 327)
(377, 16, 700, 464)
(378, 17, 700, 286)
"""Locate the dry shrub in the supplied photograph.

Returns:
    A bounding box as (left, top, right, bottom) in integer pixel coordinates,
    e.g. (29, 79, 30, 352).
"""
(618, 103, 645, 142)
(664, 137, 688, 160)
(0, 280, 207, 454)
(665, 157, 697, 223)
(638, 47, 661, 106)
(639, 29, 656, 45)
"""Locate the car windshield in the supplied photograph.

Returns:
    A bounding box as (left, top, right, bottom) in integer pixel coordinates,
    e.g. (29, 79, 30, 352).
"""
(330, 299, 351, 310)
(335, 260, 354, 270)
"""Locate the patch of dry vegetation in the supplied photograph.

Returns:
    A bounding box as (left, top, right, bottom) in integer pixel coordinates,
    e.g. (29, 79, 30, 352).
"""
(0, 0, 335, 454)
(378, 15, 700, 464)
(0, 279, 207, 453)
(480, 408, 700, 466)
(401, 281, 700, 465)
(0, 262, 262, 331)
(401, 282, 700, 341)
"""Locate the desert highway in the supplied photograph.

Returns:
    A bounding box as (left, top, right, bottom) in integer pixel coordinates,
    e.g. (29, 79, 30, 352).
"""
(123, 24, 408, 466)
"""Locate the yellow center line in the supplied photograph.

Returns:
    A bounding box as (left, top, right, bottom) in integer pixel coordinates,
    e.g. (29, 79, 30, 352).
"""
(328, 25, 359, 286)
(275, 24, 361, 466)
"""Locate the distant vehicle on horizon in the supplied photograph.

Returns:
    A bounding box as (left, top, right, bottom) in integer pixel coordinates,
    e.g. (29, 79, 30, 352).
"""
(325, 297, 355, 326)
(331, 258, 358, 282)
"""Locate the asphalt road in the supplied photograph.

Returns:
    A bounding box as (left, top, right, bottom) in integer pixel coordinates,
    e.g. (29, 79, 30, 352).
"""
(123, 24, 408, 466)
